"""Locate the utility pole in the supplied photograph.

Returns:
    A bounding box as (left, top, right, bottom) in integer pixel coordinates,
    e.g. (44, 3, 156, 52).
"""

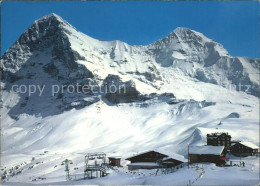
(188, 144, 190, 169)
(84, 155, 89, 179)
(62, 159, 72, 181)
(240, 154, 241, 167)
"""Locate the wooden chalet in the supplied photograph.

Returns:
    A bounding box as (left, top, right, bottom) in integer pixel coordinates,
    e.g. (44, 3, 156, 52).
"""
(108, 156, 121, 166)
(161, 155, 187, 168)
(189, 146, 227, 166)
(206, 132, 231, 148)
(230, 142, 259, 156)
(125, 150, 187, 170)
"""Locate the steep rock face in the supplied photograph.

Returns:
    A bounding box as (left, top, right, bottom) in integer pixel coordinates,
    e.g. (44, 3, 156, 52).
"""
(102, 75, 178, 104)
(103, 75, 140, 103)
(1, 13, 85, 74)
(0, 14, 97, 117)
(0, 13, 96, 85)
(105, 85, 140, 104)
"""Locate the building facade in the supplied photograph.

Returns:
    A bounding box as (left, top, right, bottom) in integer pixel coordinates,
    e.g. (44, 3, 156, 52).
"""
(126, 150, 186, 170)
(207, 132, 231, 148)
(108, 156, 121, 166)
(189, 146, 227, 166)
(230, 142, 259, 156)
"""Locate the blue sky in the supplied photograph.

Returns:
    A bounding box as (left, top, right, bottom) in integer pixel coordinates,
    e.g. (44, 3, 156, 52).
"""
(1, 1, 259, 58)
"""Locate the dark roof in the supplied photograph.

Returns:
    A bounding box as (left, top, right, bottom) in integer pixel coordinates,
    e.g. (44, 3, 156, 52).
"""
(231, 142, 259, 149)
(125, 150, 187, 163)
(125, 150, 166, 160)
(108, 156, 121, 159)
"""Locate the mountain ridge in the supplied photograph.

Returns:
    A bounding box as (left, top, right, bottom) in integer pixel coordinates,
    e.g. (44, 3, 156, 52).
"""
(1, 13, 259, 112)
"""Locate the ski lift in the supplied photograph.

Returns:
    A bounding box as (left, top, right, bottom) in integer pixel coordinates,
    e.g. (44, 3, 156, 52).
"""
(89, 157, 95, 160)
(97, 156, 103, 159)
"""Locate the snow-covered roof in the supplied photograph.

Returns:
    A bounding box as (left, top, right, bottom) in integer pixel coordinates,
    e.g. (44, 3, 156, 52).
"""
(125, 149, 186, 162)
(127, 162, 159, 166)
(239, 142, 259, 149)
(162, 154, 187, 163)
(189, 146, 225, 155)
(108, 156, 121, 159)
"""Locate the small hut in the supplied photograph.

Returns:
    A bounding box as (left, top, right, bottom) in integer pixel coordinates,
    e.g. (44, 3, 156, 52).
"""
(108, 156, 121, 166)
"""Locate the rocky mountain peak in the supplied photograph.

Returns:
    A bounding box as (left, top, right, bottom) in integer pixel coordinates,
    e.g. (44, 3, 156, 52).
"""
(35, 13, 62, 22)
(0, 13, 83, 73)
(149, 27, 228, 57)
(171, 27, 205, 40)
(3, 13, 78, 56)
(33, 13, 75, 31)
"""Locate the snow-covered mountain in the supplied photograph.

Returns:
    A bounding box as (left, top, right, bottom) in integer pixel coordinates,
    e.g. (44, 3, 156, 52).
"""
(0, 13, 259, 184)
